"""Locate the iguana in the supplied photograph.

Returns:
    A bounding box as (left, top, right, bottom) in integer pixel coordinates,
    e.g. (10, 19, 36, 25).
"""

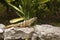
(5, 17, 37, 28)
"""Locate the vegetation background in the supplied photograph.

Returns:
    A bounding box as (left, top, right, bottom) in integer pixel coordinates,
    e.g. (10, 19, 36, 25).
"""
(0, 0, 60, 26)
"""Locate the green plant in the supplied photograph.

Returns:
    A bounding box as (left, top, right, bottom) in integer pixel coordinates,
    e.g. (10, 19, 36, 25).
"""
(4, 0, 50, 23)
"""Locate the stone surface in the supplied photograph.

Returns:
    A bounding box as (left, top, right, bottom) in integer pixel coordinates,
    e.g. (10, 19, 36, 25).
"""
(1, 24, 60, 40)
(0, 24, 5, 40)
(33, 24, 60, 40)
(0, 24, 5, 29)
(4, 27, 34, 40)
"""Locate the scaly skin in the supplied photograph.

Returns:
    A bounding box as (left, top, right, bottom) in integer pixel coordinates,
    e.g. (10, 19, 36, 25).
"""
(5, 17, 37, 28)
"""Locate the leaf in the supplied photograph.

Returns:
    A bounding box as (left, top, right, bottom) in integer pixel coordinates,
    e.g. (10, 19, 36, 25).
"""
(25, 38, 28, 40)
(8, 3, 24, 14)
(38, 0, 50, 4)
(19, 5, 23, 11)
(10, 17, 24, 23)
(16, 12, 22, 17)
(5, 0, 15, 3)
(57, 0, 60, 2)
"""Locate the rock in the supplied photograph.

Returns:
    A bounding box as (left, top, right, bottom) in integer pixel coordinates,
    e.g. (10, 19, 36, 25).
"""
(33, 24, 60, 40)
(0, 24, 5, 29)
(0, 24, 5, 40)
(4, 27, 34, 40)
(0, 24, 5, 33)
(0, 24, 60, 40)
(0, 29, 3, 33)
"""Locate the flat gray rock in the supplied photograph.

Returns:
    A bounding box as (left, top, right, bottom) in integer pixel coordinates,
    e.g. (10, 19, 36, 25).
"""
(0, 24, 5, 39)
(4, 27, 34, 40)
(0, 24, 60, 40)
(33, 24, 60, 40)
